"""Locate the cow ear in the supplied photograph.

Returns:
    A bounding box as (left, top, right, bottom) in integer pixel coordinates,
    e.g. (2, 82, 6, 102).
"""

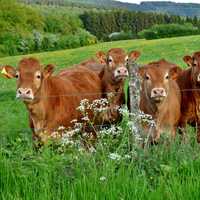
(129, 50, 141, 61)
(169, 66, 182, 80)
(183, 55, 193, 67)
(1, 65, 16, 79)
(43, 64, 55, 78)
(96, 51, 106, 65)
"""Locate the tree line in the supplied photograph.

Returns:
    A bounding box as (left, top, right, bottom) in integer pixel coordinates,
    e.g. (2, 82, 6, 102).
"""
(80, 10, 200, 41)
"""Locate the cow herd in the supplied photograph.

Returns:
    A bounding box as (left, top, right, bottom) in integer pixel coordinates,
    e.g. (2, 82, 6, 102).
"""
(1, 48, 200, 146)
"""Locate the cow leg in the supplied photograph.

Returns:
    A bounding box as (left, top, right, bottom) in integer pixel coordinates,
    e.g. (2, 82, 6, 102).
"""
(171, 126, 177, 140)
(153, 129, 161, 143)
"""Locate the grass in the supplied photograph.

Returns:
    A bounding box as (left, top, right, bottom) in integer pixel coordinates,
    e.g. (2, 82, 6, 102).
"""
(1, 35, 200, 199)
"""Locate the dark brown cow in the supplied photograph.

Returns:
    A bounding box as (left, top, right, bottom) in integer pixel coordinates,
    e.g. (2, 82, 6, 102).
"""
(1, 57, 102, 143)
(138, 60, 181, 142)
(95, 48, 141, 122)
(177, 51, 200, 143)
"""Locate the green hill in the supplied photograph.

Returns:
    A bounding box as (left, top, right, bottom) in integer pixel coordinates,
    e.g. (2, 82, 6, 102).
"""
(21, 0, 200, 17)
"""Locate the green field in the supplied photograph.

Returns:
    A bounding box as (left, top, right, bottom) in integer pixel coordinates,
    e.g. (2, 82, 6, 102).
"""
(1, 35, 200, 199)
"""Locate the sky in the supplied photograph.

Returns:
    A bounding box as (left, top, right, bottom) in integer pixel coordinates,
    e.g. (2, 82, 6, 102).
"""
(115, 0, 200, 4)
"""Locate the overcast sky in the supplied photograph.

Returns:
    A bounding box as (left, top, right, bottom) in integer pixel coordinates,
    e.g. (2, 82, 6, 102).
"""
(115, 0, 200, 4)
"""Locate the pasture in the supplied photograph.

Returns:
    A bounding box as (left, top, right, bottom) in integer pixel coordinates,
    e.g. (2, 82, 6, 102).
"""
(1, 35, 200, 199)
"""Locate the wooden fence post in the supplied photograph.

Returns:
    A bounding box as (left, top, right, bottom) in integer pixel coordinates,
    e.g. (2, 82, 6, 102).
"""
(128, 62, 143, 141)
(128, 62, 155, 145)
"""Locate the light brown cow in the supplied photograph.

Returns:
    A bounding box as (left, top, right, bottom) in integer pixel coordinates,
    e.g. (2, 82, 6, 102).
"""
(96, 48, 141, 122)
(176, 51, 200, 143)
(1, 57, 102, 143)
(138, 60, 181, 143)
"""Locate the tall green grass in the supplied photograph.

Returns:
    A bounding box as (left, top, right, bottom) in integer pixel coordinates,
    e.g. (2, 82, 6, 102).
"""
(1, 35, 200, 199)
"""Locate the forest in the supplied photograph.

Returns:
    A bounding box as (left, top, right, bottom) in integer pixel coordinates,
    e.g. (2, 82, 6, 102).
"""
(1, 0, 200, 57)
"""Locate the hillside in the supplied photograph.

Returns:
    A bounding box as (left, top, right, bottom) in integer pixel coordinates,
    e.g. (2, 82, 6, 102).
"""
(21, 0, 200, 17)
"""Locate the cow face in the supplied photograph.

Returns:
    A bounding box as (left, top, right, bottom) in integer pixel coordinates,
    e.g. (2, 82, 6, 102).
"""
(1, 58, 54, 103)
(184, 52, 200, 85)
(96, 48, 140, 82)
(138, 64, 179, 104)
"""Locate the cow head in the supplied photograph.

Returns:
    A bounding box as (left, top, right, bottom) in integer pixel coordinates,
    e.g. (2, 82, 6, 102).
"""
(138, 62, 180, 104)
(183, 52, 200, 85)
(1, 58, 54, 103)
(96, 48, 140, 82)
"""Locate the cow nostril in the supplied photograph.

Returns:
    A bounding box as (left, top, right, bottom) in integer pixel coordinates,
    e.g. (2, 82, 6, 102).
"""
(153, 90, 157, 95)
(18, 90, 22, 94)
(117, 70, 121, 74)
(26, 90, 31, 95)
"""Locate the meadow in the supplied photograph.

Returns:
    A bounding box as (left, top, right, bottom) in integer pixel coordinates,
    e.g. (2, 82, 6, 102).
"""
(1, 35, 200, 199)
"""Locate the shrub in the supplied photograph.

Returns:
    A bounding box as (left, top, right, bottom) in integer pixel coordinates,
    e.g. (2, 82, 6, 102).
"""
(138, 23, 200, 40)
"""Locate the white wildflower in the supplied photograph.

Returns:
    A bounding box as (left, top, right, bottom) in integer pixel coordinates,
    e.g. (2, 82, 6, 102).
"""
(89, 146, 96, 153)
(71, 119, 78, 124)
(124, 154, 131, 159)
(109, 153, 121, 161)
(81, 116, 90, 121)
(99, 176, 107, 182)
(58, 126, 65, 131)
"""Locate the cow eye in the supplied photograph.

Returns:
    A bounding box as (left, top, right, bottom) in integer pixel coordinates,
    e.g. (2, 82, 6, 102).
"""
(15, 72, 19, 79)
(193, 63, 197, 67)
(108, 56, 113, 63)
(165, 74, 169, 80)
(36, 75, 41, 79)
(145, 74, 150, 80)
(35, 72, 41, 79)
(125, 56, 129, 62)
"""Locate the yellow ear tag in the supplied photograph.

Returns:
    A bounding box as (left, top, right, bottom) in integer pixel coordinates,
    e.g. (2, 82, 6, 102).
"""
(1, 67, 11, 78)
(1, 67, 7, 75)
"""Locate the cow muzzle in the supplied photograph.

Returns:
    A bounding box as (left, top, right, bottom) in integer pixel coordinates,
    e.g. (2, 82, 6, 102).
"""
(114, 67, 129, 80)
(151, 88, 167, 102)
(16, 88, 34, 101)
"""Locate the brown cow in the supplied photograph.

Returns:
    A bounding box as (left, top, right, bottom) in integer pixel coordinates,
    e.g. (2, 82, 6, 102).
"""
(138, 60, 181, 143)
(80, 57, 105, 75)
(96, 48, 141, 122)
(1, 57, 102, 143)
(177, 51, 200, 143)
(59, 57, 105, 77)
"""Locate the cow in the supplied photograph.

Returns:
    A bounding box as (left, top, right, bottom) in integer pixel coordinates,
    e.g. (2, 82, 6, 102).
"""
(176, 51, 200, 143)
(79, 57, 105, 75)
(95, 48, 141, 122)
(138, 60, 182, 143)
(1, 57, 102, 144)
